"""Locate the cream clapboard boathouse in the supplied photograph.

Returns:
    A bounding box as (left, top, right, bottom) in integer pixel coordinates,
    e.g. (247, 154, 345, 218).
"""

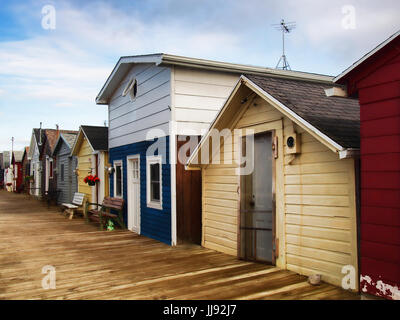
(187, 74, 360, 289)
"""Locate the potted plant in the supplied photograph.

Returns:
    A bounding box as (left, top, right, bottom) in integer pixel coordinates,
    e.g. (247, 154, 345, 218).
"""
(24, 175, 34, 183)
(83, 174, 100, 186)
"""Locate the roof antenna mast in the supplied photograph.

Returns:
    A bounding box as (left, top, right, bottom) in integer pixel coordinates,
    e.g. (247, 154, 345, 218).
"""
(272, 19, 296, 70)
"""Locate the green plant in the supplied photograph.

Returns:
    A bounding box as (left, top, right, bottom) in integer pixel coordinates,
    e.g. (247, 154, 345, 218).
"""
(106, 220, 115, 231)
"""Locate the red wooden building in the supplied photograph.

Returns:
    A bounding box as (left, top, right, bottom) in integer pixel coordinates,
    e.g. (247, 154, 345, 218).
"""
(335, 30, 400, 300)
(12, 151, 24, 193)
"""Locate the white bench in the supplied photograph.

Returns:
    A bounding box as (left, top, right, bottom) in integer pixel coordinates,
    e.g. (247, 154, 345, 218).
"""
(61, 192, 85, 220)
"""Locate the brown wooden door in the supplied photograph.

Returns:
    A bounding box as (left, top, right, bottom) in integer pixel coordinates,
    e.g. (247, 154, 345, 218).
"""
(176, 136, 202, 245)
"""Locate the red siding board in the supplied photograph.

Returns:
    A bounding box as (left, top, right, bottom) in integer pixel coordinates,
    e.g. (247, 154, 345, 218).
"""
(362, 206, 400, 227)
(361, 256, 400, 287)
(359, 81, 400, 105)
(361, 116, 400, 138)
(361, 240, 400, 264)
(358, 60, 400, 89)
(362, 188, 400, 208)
(361, 171, 400, 189)
(361, 153, 400, 172)
(361, 223, 400, 246)
(360, 135, 400, 154)
(360, 98, 400, 121)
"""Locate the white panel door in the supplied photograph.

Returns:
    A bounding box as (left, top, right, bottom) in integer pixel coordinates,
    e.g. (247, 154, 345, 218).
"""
(127, 156, 140, 233)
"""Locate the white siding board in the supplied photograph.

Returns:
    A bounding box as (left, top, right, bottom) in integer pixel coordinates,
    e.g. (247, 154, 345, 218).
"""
(108, 64, 171, 148)
(109, 109, 171, 140)
(173, 66, 240, 136)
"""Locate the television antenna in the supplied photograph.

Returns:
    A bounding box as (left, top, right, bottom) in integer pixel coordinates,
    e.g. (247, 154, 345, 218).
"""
(272, 19, 296, 70)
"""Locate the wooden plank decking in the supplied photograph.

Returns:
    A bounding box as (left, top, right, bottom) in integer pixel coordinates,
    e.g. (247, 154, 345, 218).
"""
(0, 191, 360, 300)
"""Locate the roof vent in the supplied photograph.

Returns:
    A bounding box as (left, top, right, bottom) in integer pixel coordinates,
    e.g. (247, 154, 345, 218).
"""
(324, 87, 347, 97)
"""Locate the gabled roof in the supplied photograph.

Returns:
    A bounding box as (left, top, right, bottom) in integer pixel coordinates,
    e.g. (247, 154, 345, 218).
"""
(245, 74, 360, 149)
(21, 147, 29, 162)
(13, 151, 24, 163)
(187, 75, 360, 168)
(52, 132, 78, 156)
(2, 151, 10, 167)
(96, 53, 334, 104)
(334, 29, 400, 83)
(71, 125, 108, 155)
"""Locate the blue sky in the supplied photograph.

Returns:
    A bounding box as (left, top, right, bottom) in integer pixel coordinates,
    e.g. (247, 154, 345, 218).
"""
(0, 0, 399, 151)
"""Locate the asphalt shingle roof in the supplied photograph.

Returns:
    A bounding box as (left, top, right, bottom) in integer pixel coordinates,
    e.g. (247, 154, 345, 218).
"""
(61, 132, 78, 148)
(81, 126, 108, 151)
(245, 74, 360, 149)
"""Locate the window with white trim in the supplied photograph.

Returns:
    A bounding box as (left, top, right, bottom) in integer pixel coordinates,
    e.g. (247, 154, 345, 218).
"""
(114, 160, 123, 198)
(146, 156, 162, 210)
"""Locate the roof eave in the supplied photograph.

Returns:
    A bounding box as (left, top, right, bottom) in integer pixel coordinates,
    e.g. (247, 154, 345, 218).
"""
(95, 54, 164, 104)
(187, 75, 349, 168)
(241, 76, 345, 153)
(334, 29, 400, 83)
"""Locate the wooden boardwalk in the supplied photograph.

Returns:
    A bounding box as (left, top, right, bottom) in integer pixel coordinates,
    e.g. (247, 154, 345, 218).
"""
(0, 191, 359, 300)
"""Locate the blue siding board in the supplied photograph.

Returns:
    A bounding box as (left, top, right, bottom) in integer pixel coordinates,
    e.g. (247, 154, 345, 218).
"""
(109, 136, 171, 245)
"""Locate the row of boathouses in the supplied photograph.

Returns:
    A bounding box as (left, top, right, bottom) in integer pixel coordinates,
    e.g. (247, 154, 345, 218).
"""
(2, 30, 399, 299)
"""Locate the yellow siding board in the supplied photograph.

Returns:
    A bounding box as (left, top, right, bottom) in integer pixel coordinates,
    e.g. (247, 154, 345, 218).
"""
(286, 234, 351, 253)
(206, 213, 237, 225)
(285, 214, 351, 230)
(285, 195, 349, 207)
(204, 198, 238, 209)
(205, 190, 238, 201)
(286, 254, 344, 276)
(285, 224, 350, 242)
(204, 234, 237, 250)
(204, 226, 237, 242)
(285, 204, 351, 218)
(285, 161, 348, 175)
(205, 168, 237, 176)
(205, 220, 237, 234)
(286, 244, 351, 265)
(204, 241, 237, 256)
(204, 175, 238, 184)
(285, 184, 349, 196)
(204, 204, 237, 217)
(285, 172, 350, 185)
(205, 183, 238, 193)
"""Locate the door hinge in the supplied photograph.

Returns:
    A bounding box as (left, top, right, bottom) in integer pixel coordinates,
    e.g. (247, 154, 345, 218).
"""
(274, 238, 279, 258)
(272, 136, 278, 159)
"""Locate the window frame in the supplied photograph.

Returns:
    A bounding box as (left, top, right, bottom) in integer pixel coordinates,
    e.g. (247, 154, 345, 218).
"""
(49, 158, 53, 179)
(113, 160, 123, 198)
(146, 155, 163, 210)
(60, 163, 65, 182)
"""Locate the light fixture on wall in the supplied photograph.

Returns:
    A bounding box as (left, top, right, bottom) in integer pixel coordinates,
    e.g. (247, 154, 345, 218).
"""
(104, 164, 115, 175)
